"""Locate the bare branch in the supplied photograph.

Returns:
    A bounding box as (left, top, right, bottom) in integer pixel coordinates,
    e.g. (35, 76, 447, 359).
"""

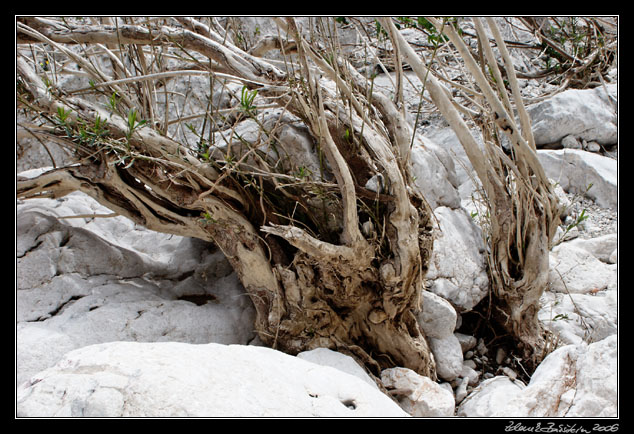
(379, 18, 491, 193)
(483, 17, 536, 150)
(426, 17, 550, 188)
(260, 224, 357, 261)
(17, 20, 286, 84)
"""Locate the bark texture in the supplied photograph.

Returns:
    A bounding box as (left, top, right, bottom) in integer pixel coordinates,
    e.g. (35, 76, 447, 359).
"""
(17, 16, 565, 378)
(383, 17, 562, 369)
(17, 17, 438, 379)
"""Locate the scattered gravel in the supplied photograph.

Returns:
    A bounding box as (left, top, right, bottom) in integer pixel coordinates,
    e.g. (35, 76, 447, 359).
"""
(561, 191, 618, 240)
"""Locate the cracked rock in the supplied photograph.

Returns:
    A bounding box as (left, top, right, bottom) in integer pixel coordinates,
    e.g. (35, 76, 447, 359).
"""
(457, 335, 617, 417)
(16, 192, 257, 386)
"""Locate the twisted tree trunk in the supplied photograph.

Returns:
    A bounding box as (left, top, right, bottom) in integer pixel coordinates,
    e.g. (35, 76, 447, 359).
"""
(17, 17, 437, 379)
(17, 16, 565, 380)
(383, 17, 562, 369)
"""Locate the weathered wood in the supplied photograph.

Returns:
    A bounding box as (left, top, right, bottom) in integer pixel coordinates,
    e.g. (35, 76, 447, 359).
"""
(383, 17, 561, 369)
(17, 17, 439, 380)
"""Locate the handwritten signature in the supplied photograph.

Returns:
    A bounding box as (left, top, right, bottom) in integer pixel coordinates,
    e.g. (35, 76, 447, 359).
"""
(505, 421, 619, 433)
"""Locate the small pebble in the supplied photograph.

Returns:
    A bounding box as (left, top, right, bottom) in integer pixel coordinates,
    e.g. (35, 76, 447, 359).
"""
(455, 333, 477, 353)
(476, 339, 488, 355)
(501, 366, 517, 381)
(495, 348, 506, 365)
(455, 377, 470, 404)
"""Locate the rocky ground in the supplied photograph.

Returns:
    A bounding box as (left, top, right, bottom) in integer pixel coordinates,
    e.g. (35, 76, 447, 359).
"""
(15, 17, 617, 418)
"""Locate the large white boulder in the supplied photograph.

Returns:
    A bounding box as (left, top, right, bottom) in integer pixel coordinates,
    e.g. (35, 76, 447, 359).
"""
(537, 149, 617, 209)
(457, 335, 617, 417)
(419, 127, 481, 200)
(16, 341, 409, 417)
(548, 240, 617, 294)
(410, 136, 462, 210)
(539, 289, 617, 346)
(540, 234, 617, 346)
(527, 84, 617, 146)
(16, 191, 257, 386)
(456, 376, 522, 417)
(565, 233, 617, 264)
(16, 186, 213, 278)
(428, 333, 464, 382)
(296, 347, 379, 390)
(425, 207, 489, 312)
(16, 324, 77, 389)
(417, 290, 457, 339)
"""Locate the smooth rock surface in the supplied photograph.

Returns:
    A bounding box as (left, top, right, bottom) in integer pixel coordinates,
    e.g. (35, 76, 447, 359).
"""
(454, 333, 477, 354)
(527, 84, 617, 146)
(538, 149, 617, 209)
(539, 289, 617, 346)
(381, 367, 455, 417)
(548, 241, 617, 294)
(16, 341, 409, 417)
(410, 136, 461, 210)
(565, 233, 617, 264)
(296, 348, 379, 390)
(417, 290, 457, 339)
(456, 376, 523, 416)
(16, 192, 257, 386)
(428, 333, 464, 382)
(425, 207, 489, 312)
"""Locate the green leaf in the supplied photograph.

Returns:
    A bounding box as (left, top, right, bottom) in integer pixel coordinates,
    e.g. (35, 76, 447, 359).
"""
(56, 106, 70, 123)
(126, 108, 147, 139)
(108, 92, 119, 112)
(128, 108, 138, 127)
(239, 85, 258, 113)
(186, 123, 198, 134)
(578, 209, 589, 223)
(417, 17, 435, 31)
(344, 128, 351, 142)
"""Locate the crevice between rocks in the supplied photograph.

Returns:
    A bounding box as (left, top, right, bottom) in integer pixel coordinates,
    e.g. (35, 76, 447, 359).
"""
(33, 295, 85, 322)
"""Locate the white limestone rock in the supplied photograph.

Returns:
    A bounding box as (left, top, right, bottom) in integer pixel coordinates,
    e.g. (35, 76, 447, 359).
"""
(417, 290, 457, 339)
(425, 207, 489, 312)
(16, 324, 76, 387)
(539, 288, 617, 346)
(457, 336, 617, 417)
(455, 332, 478, 354)
(16, 192, 257, 387)
(410, 136, 461, 210)
(422, 127, 476, 191)
(565, 233, 617, 264)
(456, 376, 523, 417)
(459, 363, 480, 386)
(296, 348, 379, 390)
(561, 134, 582, 149)
(381, 367, 455, 417)
(527, 84, 617, 146)
(548, 241, 617, 294)
(16, 342, 409, 417)
(428, 333, 464, 382)
(537, 149, 617, 209)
